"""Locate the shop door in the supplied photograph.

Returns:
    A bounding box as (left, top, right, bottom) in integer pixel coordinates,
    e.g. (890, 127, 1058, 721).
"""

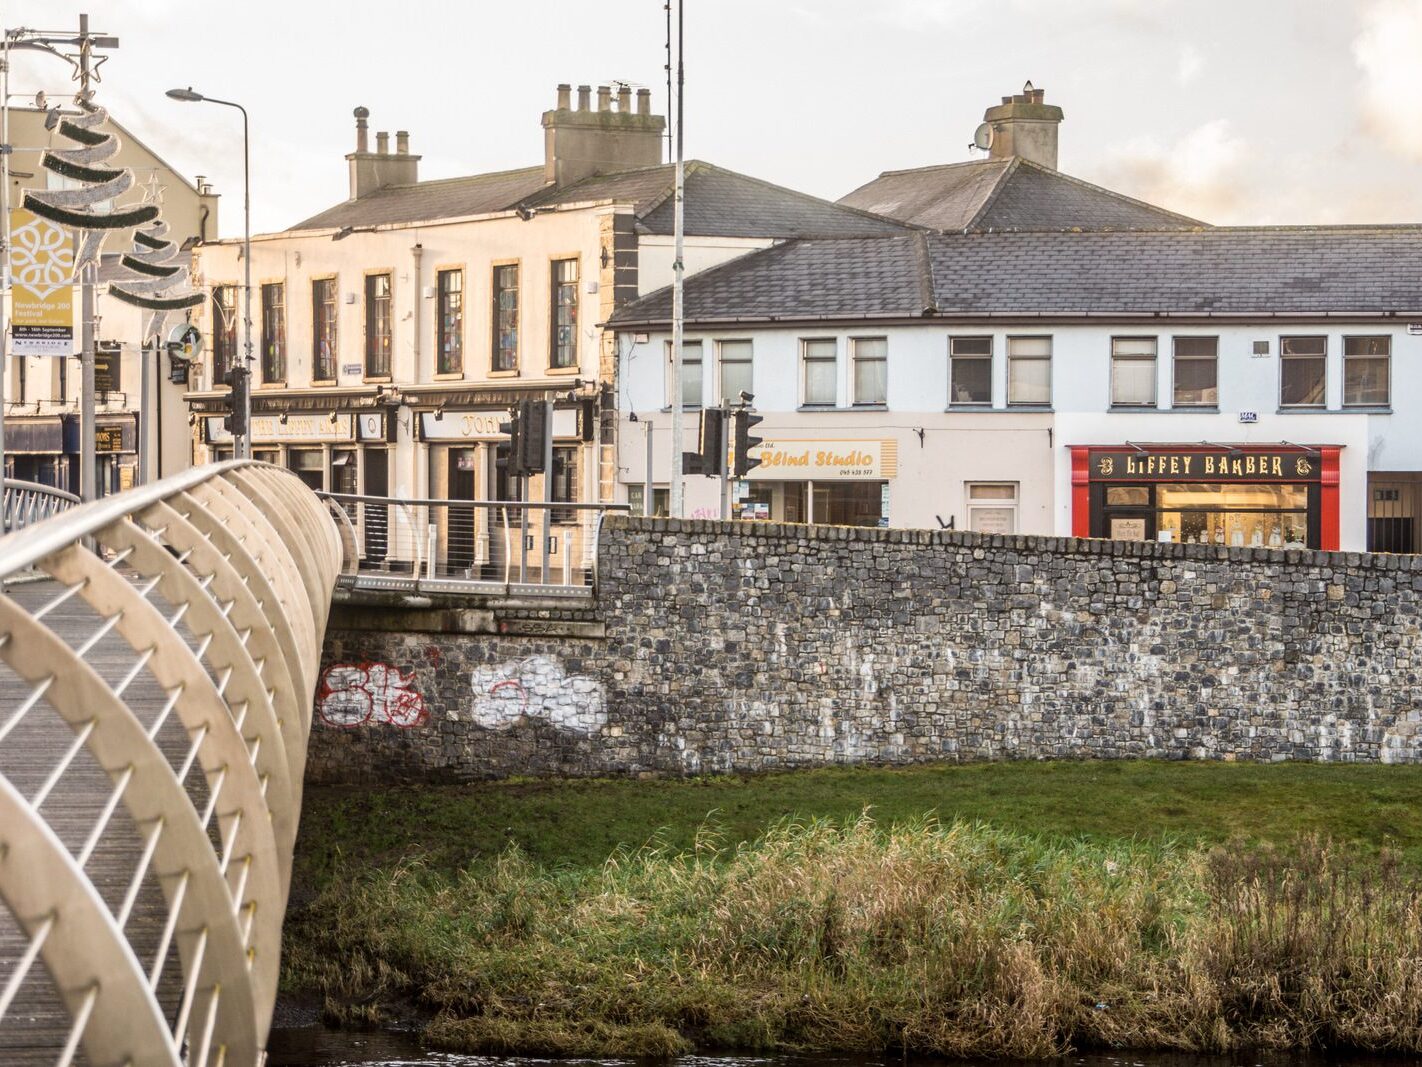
(364, 448, 388, 564)
(446, 448, 477, 574)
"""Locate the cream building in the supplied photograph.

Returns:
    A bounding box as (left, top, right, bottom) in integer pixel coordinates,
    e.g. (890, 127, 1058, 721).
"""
(5, 106, 217, 492)
(188, 84, 908, 571)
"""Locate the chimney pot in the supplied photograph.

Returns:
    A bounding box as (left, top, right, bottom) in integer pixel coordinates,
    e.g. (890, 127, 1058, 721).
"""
(577, 84, 591, 110)
(354, 105, 370, 153)
(636, 87, 651, 115)
(1001, 96, 1012, 105)
(596, 85, 612, 111)
(556, 83, 572, 109)
(617, 85, 632, 112)
(396, 130, 410, 155)
(375, 130, 389, 154)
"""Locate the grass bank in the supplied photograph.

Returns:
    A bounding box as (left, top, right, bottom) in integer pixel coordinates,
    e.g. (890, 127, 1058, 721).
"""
(286, 762, 1422, 1056)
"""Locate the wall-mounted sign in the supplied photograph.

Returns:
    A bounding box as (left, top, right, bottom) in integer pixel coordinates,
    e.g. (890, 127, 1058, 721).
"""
(1238, 411, 1258, 424)
(744, 438, 898, 481)
(357, 412, 389, 441)
(1408, 323, 1422, 336)
(419, 408, 577, 442)
(341, 363, 362, 377)
(95, 341, 121, 394)
(95, 425, 126, 453)
(1088, 448, 1322, 482)
(206, 413, 355, 444)
(10, 208, 74, 356)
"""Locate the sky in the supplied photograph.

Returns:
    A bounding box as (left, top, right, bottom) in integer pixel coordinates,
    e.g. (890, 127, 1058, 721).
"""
(8, 0, 1422, 239)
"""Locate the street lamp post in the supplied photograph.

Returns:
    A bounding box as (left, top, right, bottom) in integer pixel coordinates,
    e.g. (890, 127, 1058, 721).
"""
(166, 86, 251, 460)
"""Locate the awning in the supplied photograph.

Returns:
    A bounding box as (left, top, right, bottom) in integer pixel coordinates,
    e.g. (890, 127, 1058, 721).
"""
(4, 416, 63, 454)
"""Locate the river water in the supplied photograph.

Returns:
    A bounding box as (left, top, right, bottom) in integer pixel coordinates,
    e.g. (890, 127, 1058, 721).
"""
(265, 1027, 1422, 1067)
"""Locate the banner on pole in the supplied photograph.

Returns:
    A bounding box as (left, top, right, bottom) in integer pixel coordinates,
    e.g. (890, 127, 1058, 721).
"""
(9, 207, 75, 356)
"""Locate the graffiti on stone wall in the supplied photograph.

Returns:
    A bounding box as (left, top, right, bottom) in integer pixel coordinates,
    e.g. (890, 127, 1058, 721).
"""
(317, 662, 428, 728)
(465, 655, 607, 735)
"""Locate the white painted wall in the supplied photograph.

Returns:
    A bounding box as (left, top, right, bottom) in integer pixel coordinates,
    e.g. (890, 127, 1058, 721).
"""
(618, 321, 1418, 550)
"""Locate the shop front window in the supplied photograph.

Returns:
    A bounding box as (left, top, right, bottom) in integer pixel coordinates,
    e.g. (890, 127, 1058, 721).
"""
(1156, 483, 1309, 548)
(967, 482, 1018, 533)
(287, 448, 324, 492)
(628, 484, 670, 518)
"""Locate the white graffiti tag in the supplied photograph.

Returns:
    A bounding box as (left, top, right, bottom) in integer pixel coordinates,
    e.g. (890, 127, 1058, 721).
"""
(467, 656, 607, 735)
(317, 662, 428, 728)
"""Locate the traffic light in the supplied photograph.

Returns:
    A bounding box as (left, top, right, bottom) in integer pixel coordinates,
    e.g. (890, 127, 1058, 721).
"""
(731, 407, 764, 477)
(519, 398, 550, 474)
(499, 404, 526, 478)
(229, 366, 249, 439)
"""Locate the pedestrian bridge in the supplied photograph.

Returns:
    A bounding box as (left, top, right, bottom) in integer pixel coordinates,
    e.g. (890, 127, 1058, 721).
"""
(0, 463, 622, 1066)
(0, 463, 340, 1067)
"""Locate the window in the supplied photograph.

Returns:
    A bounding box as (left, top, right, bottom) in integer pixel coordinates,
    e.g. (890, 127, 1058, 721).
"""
(12, 355, 24, 405)
(55, 357, 67, 404)
(1172, 336, 1217, 407)
(261, 283, 285, 384)
(1007, 336, 1051, 406)
(436, 269, 463, 375)
(1344, 336, 1389, 407)
(967, 483, 1018, 534)
(311, 278, 337, 382)
(851, 337, 887, 406)
(1280, 335, 1326, 408)
(1111, 336, 1157, 407)
(365, 273, 392, 378)
(492, 264, 519, 372)
(950, 336, 992, 406)
(802, 338, 837, 406)
(627, 484, 670, 518)
(666, 340, 703, 408)
(213, 284, 237, 384)
(718, 340, 753, 405)
(551, 445, 579, 524)
(550, 258, 579, 369)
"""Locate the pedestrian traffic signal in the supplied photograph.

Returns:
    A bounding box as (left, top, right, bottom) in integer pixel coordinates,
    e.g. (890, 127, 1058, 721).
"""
(699, 407, 727, 476)
(229, 366, 249, 439)
(732, 407, 763, 476)
(519, 398, 550, 474)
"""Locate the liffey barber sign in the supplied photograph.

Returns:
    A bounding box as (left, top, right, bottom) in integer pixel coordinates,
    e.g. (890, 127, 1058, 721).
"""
(10, 208, 74, 356)
(1089, 449, 1322, 482)
(747, 439, 898, 480)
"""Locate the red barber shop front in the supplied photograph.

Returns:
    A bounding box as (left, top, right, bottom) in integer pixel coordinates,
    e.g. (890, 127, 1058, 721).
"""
(1070, 444, 1341, 551)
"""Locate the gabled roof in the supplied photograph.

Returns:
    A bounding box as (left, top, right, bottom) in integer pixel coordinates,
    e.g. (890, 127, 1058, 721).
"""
(291, 166, 549, 230)
(290, 159, 912, 239)
(610, 226, 1422, 326)
(838, 157, 1204, 233)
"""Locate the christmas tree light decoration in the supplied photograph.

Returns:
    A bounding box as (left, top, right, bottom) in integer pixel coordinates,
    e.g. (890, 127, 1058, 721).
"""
(22, 98, 159, 273)
(108, 216, 205, 337)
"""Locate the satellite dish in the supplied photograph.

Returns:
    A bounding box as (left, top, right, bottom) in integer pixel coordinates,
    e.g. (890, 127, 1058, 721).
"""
(973, 123, 993, 151)
(167, 323, 203, 360)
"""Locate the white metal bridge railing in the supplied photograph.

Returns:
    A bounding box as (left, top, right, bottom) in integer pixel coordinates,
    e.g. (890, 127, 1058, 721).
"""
(316, 491, 628, 598)
(0, 460, 341, 1067)
(3, 479, 80, 534)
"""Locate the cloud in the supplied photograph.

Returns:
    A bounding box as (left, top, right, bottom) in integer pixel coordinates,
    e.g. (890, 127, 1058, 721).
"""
(1091, 118, 1248, 222)
(1353, 0, 1422, 161)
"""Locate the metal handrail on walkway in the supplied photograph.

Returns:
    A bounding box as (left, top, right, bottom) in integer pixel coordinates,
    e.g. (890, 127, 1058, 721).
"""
(315, 491, 629, 597)
(0, 460, 342, 1066)
(2, 479, 80, 534)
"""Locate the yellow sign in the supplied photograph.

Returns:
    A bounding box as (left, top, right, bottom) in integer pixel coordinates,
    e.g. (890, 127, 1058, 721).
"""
(9, 208, 74, 356)
(746, 439, 898, 480)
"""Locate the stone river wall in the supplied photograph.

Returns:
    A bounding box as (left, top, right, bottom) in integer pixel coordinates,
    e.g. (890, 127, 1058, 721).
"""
(307, 516, 1422, 783)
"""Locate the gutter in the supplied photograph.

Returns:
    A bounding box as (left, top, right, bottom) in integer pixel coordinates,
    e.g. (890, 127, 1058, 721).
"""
(606, 309, 1422, 329)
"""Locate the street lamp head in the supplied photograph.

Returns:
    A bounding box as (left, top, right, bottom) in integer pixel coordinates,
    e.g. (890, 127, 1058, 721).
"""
(166, 87, 204, 102)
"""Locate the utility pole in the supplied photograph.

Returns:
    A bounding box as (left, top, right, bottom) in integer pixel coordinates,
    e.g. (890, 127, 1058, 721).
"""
(669, 0, 685, 518)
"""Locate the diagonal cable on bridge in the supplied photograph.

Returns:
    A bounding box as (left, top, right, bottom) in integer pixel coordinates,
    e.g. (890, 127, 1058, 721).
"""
(0, 461, 341, 1067)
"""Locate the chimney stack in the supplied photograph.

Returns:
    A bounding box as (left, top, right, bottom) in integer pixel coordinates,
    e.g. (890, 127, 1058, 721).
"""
(354, 106, 370, 153)
(983, 81, 1064, 170)
(542, 80, 666, 187)
(346, 108, 421, 200)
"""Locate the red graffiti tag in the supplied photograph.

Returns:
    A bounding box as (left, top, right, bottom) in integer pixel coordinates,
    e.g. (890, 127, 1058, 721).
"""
(317, 662, 428, 728)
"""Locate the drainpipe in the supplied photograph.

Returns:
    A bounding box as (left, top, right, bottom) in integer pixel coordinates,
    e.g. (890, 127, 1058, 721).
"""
(410, 242, 424, 500)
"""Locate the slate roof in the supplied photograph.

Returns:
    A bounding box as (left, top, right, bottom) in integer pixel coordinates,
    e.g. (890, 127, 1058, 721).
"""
(610, 227, 1422, 326)
(838, 157, 1203, 232)
(291, 159, 910, 239)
